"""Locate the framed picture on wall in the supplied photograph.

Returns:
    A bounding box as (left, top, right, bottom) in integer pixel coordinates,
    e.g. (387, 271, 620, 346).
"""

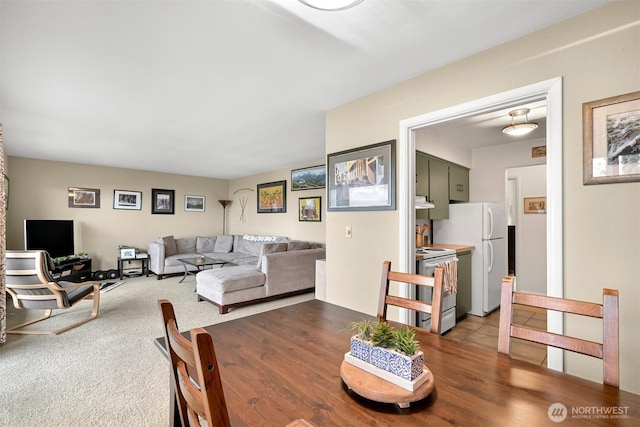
(299, 196, 321, 222)
(291, 165, 326, 190)
(524, 197, 546, 214)
(327, 140, 396, 211)
(113, 190, 142, 210)
(257, 180, 286, 213)
(151, 188, 175, 214)
(583, 90, 640, 184)
(68, 187, 101, 208)
(185, 195, 205, 212)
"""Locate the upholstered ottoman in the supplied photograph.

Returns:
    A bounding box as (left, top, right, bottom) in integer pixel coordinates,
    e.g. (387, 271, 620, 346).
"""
(196, 265, 267, 314)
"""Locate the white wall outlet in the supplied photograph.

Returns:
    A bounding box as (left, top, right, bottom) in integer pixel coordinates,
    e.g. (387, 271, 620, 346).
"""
(345, 226, 352, 239)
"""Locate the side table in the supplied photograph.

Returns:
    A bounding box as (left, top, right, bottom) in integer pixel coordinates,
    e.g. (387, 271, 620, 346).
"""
(118, 254, 149, 280)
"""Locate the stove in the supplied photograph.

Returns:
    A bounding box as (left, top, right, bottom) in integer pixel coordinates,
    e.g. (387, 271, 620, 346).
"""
(415, 246, 457, 334)
(416, 246, 456, 261)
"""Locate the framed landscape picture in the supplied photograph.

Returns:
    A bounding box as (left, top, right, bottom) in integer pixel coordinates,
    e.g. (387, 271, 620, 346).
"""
(151, 188, 175, 214)
(299, 196, 321, 222)
(68, 187, 101, 208)
(583, 90, 640, 184)
(257, 180, 286, 213)
(327, 140, 396, 211)
(113, 190, 142, 210)
(185, 195, 205, 212)
(291, 165, 326, 191)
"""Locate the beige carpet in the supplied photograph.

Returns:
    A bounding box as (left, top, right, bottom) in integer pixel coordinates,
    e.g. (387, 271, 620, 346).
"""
(0, 274, 314, 426)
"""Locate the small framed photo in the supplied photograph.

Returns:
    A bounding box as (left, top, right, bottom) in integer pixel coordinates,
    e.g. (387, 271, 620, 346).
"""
(185, 195, 205, 212)
(257, 180, 286, 213)
(583, 90, 640, 184)
(299, 197, 321, 222)
(291, 165, 326, 191)
(113, 190, 142, 210)
(120, 248, 136, 259)
(68, 187, 101, 208)
(151, 188, 175, 214)
(524, 197, 546, 214)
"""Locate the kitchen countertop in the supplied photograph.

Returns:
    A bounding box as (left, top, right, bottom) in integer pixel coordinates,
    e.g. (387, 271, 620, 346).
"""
(416, 243, 475, 260)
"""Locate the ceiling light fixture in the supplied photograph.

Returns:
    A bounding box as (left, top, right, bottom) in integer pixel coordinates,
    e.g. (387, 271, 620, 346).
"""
(299, 0, 364, 11)
(502, 108, 539, 136)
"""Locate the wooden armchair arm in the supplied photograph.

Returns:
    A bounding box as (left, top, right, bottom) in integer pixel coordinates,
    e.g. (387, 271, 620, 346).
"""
(49, 280, 101, 291)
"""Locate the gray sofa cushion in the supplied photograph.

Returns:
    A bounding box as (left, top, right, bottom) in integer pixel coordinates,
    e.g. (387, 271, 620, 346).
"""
(287, 241, 311, 251)
(256, 242, 288, 268)
(214, 235, 233, 253)
(176, 237, 196, 254)
(197, 265, 265, 293)
(196, 236, 217, 253)
(161, 236, 177, 256)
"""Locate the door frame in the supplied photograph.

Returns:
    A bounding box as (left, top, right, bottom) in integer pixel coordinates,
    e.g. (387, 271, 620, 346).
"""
(398, 77, 564, 371)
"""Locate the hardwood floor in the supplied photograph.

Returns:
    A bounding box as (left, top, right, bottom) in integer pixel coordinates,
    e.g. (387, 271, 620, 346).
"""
(444, 306, 548, 366)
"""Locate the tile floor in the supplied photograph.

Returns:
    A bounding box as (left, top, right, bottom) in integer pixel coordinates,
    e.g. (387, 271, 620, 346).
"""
(444, 306, 548, 366)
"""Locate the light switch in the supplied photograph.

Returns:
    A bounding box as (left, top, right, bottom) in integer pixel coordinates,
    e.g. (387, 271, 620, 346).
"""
(345, 226, 352, 239)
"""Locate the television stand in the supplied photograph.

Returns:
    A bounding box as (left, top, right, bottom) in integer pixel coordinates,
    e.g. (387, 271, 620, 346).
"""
(53, 258, 92, 283)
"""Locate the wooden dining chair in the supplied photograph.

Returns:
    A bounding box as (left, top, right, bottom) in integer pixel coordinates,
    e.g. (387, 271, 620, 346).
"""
(158, 299, 231, 427)
(498, 276, 620, 388)
(377, 260, 444, 334)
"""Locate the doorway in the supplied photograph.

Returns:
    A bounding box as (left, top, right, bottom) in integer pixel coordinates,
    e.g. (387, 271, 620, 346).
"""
(398, 77, 564, 371)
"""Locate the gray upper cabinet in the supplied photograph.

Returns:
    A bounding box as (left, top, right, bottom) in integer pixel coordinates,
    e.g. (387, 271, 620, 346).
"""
(428, 157, 449, 220)
(449, 163, 470, 202)
(415, 152, 449, 220)
(416, 151, 470, 219)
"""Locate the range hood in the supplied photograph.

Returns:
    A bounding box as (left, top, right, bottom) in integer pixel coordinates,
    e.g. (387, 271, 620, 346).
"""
(415, 195, 435, 209)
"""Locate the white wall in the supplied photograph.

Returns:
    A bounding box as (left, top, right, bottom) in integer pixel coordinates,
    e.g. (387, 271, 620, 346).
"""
(507, 165, 547, 294)
(471, 138, 546, 203)
(415, 127, 472, 168)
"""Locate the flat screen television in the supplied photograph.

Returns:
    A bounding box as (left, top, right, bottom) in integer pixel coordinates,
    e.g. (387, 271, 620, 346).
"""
(24, 219, 75, 259)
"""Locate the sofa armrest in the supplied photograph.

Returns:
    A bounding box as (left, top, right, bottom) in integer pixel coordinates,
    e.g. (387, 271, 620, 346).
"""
(148, 242, 165, 275)
(261, 248, 325, 296)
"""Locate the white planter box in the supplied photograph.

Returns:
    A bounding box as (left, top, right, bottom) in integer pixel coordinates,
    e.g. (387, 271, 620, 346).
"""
(344, 352, 429, 391)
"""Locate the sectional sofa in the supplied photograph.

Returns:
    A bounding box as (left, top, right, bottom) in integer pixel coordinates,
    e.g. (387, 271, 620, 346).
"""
(148, 234, 325, 313)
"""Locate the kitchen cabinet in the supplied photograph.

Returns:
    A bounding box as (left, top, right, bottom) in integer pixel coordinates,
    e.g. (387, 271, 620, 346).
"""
(429, 158, 449, 219)
(416, 152, 449, 220)
(416, 152, 466, 220)
(456, 251, 472, 319)
(449, 163, 469, 202)
(416, 151, 430, 198)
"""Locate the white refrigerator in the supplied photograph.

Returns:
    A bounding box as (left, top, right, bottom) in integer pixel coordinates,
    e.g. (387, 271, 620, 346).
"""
(433, 203, 506, 316)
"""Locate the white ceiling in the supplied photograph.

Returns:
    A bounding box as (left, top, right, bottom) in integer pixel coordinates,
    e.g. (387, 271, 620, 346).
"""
(0, 0, 607, 179)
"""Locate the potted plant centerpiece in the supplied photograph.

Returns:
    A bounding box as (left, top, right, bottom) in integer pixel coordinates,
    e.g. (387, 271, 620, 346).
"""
(344, 321, 428, 391)
(389, 326, 424, 381)
(370, 322, 394, 370)
(346, 320, 375, 363)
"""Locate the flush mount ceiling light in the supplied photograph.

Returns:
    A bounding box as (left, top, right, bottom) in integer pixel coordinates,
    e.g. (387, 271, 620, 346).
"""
(299, 0, 364, 11)
(502, 108, 539, 136)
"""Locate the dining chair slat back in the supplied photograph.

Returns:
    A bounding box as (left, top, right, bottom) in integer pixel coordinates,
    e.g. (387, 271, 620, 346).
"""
(497, 276, 619, 388)
(377, 260, 444, 334)
(158, 299, 231, 427)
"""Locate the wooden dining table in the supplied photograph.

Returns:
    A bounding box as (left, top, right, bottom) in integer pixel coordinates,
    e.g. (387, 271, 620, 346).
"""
(154, 299, 639, 426)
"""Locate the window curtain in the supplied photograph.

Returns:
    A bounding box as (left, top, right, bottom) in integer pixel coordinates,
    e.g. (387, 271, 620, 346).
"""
(1, 123, 6, 343)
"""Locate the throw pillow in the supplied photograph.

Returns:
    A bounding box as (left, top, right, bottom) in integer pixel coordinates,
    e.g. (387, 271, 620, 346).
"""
(161, 235, 177, 257)
(287, 241, 311, 251)
(214, 235, 233, 253)
(196, 236, 217, 253)
(256, 242, 288, 269)
(176, 237, 196, 254)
